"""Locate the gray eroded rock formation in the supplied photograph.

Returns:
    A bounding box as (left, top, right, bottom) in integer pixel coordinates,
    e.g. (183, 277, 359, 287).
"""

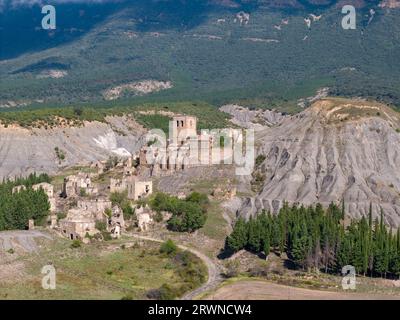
(0, 116, 146, 179)
(237, 98, 400, 227)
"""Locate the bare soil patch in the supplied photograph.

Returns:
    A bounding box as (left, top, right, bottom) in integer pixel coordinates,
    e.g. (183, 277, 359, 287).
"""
(206, 279, 400, 300)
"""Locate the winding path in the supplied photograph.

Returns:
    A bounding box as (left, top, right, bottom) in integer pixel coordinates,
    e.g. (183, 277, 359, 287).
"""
(127, 234, 223, 300)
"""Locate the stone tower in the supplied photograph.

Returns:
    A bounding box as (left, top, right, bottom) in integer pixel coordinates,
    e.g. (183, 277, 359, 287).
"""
(170, 115, 197, 144)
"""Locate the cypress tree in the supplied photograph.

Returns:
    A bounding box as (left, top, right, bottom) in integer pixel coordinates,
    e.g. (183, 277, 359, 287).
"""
(247, 217, 262, 252)
(227, 217, 248, 252)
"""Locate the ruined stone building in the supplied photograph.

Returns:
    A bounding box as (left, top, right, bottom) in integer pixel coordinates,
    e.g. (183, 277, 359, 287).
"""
(91, 160, 107, 175)
(107, 206, 125, 239)
(138, 115, 239, 176)
(135, 205, 153, 231)
(61, 173, 98, 198)
(126, 176, 153, 201)
(59, 208, 97, 241)
(59, 199, 113, 241)
(32, 182, 54, 198)
(170, 115, 198, 144)
(77, 198, 112, 220)
(124, 165, 135, 177)
(109, 178, 127, 193)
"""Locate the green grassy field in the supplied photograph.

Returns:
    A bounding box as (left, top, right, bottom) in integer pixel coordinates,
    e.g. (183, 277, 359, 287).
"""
(0, 236, 206, 300)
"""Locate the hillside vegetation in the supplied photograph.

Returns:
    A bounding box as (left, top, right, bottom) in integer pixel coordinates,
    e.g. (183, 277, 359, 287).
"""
(1, 1, 399, 110)
(0, 239, 207, 300)
(0, 102, 232, 130)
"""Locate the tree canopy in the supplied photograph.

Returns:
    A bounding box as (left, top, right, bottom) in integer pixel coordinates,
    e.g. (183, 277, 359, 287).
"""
(0, 173, 51, 230)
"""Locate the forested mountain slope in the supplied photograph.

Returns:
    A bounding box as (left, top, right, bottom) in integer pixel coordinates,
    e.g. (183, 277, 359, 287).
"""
(0, 0, 399, 109)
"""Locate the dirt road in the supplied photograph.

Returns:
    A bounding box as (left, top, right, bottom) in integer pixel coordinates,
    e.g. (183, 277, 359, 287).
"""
(127, 234, 223, 300)
(205, 280, 400, 300)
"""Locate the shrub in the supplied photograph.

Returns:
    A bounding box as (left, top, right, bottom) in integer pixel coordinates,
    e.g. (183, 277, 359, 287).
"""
(54, 147, 66, 161)
(154, 211, 163, 223)
(70, 240, 81, 248)
(146, 283, 178, 300)
(255, 154, 266, 167)
(105, 156, 119, 170)
(185, 192, 210, 211)
(224, 260, 240, 278)
(79, 188, 87, 197)
(159, 239, 178, 256)
(110, 191, 128, 206)
(95, 220, 107, 232)
(101, 231, 112, 241)
(104, 208, 112, 218)
(122, 202, 135, 220)
(57, 212, 67, 220)
(73, 107, 83, 116)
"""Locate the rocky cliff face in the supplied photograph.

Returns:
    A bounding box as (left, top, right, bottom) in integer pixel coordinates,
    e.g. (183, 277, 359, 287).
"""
(0, 116, 146, 179)
(238, 98, 400, 226)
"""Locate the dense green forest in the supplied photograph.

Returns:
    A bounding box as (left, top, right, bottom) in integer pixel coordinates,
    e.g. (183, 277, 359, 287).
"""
(0, 173, 51, 230)
(226, 203, 400, 278)
(1, 2, 399, 111)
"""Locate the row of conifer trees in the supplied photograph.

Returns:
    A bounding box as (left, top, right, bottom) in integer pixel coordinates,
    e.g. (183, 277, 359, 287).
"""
(226, 203, 400, 278)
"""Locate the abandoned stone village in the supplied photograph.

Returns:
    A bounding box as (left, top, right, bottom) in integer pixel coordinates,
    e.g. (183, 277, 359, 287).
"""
(12, 115, 238, 243)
